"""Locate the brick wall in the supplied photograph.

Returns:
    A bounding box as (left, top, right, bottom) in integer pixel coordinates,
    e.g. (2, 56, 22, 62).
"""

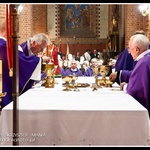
(18, 4, 34, 44)
(0, 4, 47, 44)
(0, 4, 150, 53)
(125, 4, 146, 47)
(146, 15, 150, 40)
(32, 5, 47, 34)
(0, 4, 6, 23)
(18, 4, 47, 44)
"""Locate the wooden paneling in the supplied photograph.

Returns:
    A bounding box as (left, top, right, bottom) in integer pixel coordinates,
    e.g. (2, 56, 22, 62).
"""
(59, 44, 106, 56)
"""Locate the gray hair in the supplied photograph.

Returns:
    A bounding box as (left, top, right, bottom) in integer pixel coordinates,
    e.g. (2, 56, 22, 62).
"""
(130, 34, 150, 52)
(30, 33, 50, 46)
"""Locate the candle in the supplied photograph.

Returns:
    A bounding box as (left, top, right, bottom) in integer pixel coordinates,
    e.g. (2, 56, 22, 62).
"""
(0, 60, 2, 93)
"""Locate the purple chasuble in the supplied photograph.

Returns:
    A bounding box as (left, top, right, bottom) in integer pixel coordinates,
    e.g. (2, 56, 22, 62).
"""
(63, 68, 83, 76)
(126, 52, 150, 112)
(85, 66, 102, 77)
(115, 48, 137, 71)
(60, 67, 66, 77)
(119, 70, 133, 84)
(0, 39, 40, 109)
(20, 41, 45, 81)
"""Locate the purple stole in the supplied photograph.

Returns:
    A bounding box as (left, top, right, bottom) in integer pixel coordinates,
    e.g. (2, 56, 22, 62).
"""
(20, 41, 29, 56)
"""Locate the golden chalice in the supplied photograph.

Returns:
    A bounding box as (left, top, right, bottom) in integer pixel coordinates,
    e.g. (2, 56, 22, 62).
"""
(94, 65, 113, 88)
(62, 75, 73, 91)
(42, 63, 55, 88)
(71, 75, 80, 91)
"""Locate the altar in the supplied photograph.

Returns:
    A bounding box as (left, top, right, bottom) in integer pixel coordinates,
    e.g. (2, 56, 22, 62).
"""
(0, 77, 149, 146)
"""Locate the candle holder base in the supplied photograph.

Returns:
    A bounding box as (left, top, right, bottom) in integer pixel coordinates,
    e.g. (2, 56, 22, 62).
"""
(0, 92, 7, 110)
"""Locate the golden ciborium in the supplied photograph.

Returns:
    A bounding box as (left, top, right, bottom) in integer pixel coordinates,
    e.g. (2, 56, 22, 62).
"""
(93, 65, 113, 88)
(41, 63, 56, 88)
(62, 75, 73, 91)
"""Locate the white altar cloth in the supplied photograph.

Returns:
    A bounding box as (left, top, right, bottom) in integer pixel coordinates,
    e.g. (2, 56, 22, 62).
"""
(0, 77, 149, 146)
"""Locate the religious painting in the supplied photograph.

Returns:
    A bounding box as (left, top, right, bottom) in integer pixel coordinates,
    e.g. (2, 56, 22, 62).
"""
(59, 4, 97, 38)
(66, 4, 90, 29)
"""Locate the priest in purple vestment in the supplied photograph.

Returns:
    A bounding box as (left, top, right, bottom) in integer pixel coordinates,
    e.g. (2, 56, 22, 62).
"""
(110, 30, 150, 84)
(0, 20, 50, 109)
(115, 30, 148, 72)
(20, 33, 50, 57)
(63, 60, 83, 76)
(120, 34, 150, 114)
(20, 33, 51, 80)
(85, 58, 101, 77)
